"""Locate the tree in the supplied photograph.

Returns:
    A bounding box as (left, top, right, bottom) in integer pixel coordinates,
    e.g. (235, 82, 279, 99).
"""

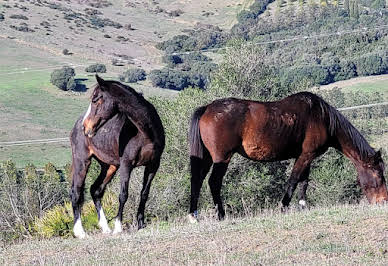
(119, 68, 146, 83)
(50, 67, 76, 91)
(85, 63, 107, 73)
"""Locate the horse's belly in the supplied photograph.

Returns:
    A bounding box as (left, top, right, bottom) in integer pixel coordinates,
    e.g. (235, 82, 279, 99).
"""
(242, 141, 275, 161)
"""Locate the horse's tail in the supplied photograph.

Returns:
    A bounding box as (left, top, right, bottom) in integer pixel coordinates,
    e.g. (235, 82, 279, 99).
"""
(189, 105, 210, 216)
(189, 105, 207, 159)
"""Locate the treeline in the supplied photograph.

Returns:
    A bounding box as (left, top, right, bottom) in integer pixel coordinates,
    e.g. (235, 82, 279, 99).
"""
(150, 0, 388, 91)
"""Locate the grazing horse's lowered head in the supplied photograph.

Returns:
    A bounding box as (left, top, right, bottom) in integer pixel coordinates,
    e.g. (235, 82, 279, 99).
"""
(355, 150, 387, 203)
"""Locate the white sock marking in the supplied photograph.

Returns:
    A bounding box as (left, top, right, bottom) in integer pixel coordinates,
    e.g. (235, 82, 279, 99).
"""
(113, 218, 122, 234)
(98, 209, 111, 234)
(299, 200, 306, 207)
(73, 218, 87, 239)
(82, 103, 91, 124)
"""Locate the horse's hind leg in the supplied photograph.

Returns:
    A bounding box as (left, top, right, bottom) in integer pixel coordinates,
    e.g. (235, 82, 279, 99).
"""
(113, 163, 134, 234)
(208, 162, 229, 220)
(137, 159, 161, 229)
(189, 151, 212, 221)
(70, 158, 91, 239)
(282, 155, 313, 208)
(90, 163, 117, 234)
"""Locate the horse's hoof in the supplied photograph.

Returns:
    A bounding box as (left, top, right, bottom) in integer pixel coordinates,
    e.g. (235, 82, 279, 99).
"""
(74, 231, 88, 239)
(298, 200, 307, 210)
(101, 227, 112, 234)
(187, 214, 198, 224)
(113, 219, 123, 235)
(138, 222, 146, 230)
(280, 206, 289, 213)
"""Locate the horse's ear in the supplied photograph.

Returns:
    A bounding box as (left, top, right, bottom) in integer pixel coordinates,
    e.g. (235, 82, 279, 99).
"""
(95, 74, 106, 90)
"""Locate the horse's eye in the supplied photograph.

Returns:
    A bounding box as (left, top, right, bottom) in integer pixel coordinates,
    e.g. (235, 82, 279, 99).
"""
(92, 95, 102, 103)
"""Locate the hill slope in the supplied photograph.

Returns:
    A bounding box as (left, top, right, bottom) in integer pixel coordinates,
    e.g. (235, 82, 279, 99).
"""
(1, 204, 387, 264)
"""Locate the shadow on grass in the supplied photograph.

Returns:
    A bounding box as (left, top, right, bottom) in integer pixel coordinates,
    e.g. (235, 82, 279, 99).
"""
(73, 78, 88, 92)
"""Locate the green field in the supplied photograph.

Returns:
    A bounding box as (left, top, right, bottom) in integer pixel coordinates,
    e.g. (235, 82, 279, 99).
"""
(1, 204, 387, 264)
(0, 39, 177, 167)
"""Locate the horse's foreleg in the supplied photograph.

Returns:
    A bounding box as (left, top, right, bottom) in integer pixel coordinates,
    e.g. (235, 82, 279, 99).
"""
(70, 158, 91, 239)
(189, 154, 212, 222)
(91, 163, 117, 234)
(208, 162, 229, 220)
(297, 174, 310, 209)
(113, 164, 134, 234)
(282, 155, 313, 208)
(137, 160, 160, 229)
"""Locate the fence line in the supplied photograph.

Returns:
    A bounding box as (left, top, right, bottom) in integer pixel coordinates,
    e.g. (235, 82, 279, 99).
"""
(0, 101, 386, 148)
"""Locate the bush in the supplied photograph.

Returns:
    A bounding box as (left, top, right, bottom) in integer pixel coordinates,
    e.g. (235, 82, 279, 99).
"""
(50, 66, 76, 91)
(149, 69, 188, 90)
(355, 54, 387, 76)
(85, 63, 107, 73)
(9, 14, 28, 20)
(62, 48, 70, 55)
(0, 14, 4, 21)
(118, 68, 146, 83)
(33, 192, 117, 238)
(0, 161, 68, 242)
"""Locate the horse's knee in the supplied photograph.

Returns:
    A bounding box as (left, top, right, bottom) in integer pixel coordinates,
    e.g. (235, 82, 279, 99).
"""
(70, 185, 84, 205)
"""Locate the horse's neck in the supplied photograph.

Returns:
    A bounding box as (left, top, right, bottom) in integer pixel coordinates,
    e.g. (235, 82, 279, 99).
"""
(335, 130, 372, 166)
(118, 96, 160, 140)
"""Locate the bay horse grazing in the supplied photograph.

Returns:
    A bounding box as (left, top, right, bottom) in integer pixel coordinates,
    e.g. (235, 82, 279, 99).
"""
(70, 75, 165, 238)
(189, 92, 387, 221)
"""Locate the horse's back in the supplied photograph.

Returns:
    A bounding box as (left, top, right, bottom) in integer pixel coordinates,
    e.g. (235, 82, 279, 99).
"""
(199, 93, 331, 162)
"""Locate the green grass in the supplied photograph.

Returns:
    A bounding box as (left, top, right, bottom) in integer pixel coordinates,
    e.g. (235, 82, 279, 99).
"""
(1, 204, 387, 264)
(343, 79, 388, 94)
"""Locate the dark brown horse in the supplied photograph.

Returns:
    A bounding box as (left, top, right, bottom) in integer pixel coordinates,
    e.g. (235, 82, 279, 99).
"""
(189, 92, 387, 221)
(70, 75, 165, 238)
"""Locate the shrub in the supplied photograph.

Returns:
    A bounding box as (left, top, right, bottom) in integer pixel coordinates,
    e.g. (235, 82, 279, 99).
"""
(85, 63, 107, 73)
(334, 61, 357, 81)
(0, 14, 4, 21)
(119, 68, 146, 83)
(149, 69, 188, 90)
(355, 54, 387, 76)
(9, 14, 28, 20)
(33, 192, 117, 238)
(0, 161, 68, 242)
(50, 66, 76, 91)
(10, 23, 35, 32)
(62, 48, 70, 55)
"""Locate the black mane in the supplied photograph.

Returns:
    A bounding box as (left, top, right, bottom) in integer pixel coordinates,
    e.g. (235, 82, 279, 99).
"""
(306, 92, 375, 160)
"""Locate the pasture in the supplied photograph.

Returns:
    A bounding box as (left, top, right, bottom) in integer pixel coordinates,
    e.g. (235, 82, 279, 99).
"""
(1, 204, 387, 264)
(0, 38, 175, 167)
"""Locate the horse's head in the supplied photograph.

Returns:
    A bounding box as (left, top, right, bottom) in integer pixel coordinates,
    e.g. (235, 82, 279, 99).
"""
(357, 150, 388, 203)
(82, 75, 118, 137)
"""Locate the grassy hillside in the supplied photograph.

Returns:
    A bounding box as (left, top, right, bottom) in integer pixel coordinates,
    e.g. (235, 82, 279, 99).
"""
(0, 0, 247, 70)
(1, 204, 387, 264)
